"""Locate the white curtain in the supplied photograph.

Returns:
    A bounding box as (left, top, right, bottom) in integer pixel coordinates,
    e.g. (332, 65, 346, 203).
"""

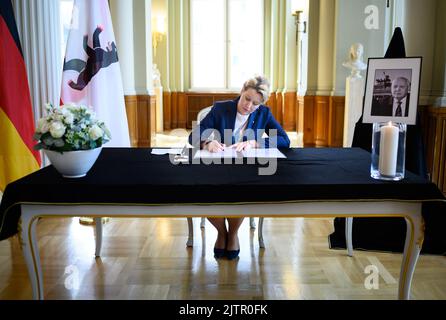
(12, 0, 62, 125)
(12, 0, 62, 166)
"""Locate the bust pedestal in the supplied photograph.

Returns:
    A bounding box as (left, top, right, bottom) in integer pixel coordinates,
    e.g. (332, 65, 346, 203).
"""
(343, 74, 365, 147)
(154, 85, 163, 133)
(152, 64, 163, 133)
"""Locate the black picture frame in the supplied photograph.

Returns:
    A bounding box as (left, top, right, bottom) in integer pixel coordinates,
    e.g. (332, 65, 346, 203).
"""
(363, 57, 422, 125)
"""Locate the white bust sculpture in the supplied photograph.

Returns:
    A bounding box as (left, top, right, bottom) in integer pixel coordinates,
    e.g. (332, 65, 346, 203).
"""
(343, 43, 367, 78)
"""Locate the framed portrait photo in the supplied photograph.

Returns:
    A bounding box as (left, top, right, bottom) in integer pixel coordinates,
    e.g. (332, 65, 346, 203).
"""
(363, 57, 422, 125)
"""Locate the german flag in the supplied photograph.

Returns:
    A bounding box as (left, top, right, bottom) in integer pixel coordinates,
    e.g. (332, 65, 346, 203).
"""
(0, 1, 41, 192)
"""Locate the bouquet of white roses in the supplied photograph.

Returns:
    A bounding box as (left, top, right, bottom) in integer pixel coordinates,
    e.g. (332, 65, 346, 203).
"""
(33, 103, 111, 152)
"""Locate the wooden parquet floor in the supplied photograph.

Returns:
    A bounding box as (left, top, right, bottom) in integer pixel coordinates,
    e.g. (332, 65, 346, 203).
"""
(0, 217, 445, 300)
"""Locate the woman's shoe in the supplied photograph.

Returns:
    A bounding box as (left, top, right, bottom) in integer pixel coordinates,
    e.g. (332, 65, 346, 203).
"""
(225, 249, 240, 260)
(226, 234, 240, 260)
(214, 248, 226, 259)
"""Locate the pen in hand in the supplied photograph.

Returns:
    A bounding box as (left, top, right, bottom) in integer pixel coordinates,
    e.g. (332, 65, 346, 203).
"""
(206, 140, 226, 153)
(229, 140, 256, 152)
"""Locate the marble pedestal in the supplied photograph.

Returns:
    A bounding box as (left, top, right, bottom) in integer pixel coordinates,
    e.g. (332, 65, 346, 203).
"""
(343, 75, 365, 147)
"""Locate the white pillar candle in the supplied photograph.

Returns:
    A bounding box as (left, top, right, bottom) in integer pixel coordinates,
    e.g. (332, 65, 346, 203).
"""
(379, 122, 399, 176)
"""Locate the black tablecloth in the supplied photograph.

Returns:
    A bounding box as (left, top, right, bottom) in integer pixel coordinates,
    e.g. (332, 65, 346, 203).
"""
(0, 148, 444, 242)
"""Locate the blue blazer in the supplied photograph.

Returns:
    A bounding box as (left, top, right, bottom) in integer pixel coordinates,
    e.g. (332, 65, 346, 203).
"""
(189, 97, 290, 148)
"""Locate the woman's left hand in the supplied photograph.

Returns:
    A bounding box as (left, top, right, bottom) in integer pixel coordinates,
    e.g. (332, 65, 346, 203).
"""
(231, 140, 259, 152)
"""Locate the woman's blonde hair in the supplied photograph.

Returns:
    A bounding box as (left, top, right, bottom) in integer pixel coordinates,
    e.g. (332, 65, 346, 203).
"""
(241, 75, 271, 104)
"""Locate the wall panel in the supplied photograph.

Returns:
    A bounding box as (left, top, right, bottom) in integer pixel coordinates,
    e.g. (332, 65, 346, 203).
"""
(124, 94, 156, 147)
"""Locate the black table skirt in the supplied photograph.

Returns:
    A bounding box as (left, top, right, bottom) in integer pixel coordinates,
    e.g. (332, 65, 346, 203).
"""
(329, 200, 446, 255)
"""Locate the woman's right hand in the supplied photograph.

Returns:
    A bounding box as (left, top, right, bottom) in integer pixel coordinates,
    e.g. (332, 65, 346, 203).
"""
(204, 140, 226, 153)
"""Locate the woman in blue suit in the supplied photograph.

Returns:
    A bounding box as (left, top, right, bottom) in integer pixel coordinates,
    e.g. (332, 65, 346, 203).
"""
(189, 75, 290, 260)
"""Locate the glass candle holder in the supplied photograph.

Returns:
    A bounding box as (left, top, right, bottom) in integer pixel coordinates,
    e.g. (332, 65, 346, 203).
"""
(371, 122, 407, 181)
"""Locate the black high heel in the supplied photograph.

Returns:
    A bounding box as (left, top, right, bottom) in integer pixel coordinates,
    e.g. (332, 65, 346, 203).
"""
(225, 249, 240, 260)
(214, 248, 226, 259)
(226, 236, 240, 260)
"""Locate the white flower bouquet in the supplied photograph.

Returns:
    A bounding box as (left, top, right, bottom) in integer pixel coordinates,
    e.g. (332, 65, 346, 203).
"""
(33, 103, 111, 152)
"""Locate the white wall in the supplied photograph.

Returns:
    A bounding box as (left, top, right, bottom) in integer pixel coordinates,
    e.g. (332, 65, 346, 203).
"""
(110, 0, 136, 95)
(110, 0, 153, 95)
(307, 0, 389, 96)
(306, 0, 335, 96)
(333, 0, 389, 96)
(113, 0, 445, 106)
(431, 0, 446, 106)
(399, 0, 437, 104)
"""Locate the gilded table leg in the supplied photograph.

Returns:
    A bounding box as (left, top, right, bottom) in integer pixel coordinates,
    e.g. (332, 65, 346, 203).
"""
(19, 214, 44, 300)
(398, 212, 424, 300)
(249, 217, 256, 229)
(258, 217, 265, 249)
(186, 217, 194, 247)
(94, 217, 103, 257)
(346, 217, 353, 257)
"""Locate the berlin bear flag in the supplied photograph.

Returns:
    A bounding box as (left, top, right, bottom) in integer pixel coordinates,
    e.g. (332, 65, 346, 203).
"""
(61, 0, 130, 147)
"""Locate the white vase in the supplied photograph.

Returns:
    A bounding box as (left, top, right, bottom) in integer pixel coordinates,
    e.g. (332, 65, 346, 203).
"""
(44, 147, 103, 178)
